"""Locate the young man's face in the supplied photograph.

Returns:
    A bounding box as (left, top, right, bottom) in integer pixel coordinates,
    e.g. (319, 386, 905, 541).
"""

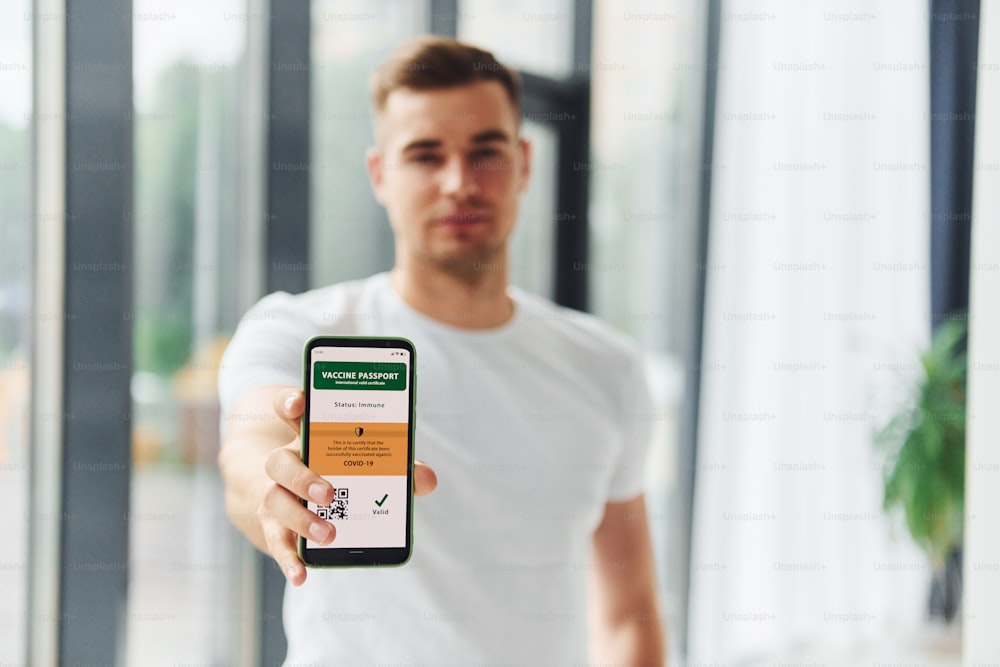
(367, 80, 531, 275)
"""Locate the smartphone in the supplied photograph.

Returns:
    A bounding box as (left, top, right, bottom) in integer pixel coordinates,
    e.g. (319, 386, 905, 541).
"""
(298, 336, 416, 567)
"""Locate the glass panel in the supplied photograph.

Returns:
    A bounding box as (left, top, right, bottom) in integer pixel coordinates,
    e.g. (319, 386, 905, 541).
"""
(310, 0, 429, 289)
(130, 1, 251, 663)
(0, 1, 32, 662)
(510, 120, 556, 297)
(589, 0, 704, 661)
(458, 0, 576, 78)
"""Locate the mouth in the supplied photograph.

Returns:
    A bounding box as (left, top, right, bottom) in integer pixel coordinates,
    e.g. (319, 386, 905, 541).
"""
(436, 210, 489, 229)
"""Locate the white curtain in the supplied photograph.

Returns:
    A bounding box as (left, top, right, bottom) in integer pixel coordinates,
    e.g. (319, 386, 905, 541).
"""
(690, 1, 934, 662)
(964, 0, 1000, 661)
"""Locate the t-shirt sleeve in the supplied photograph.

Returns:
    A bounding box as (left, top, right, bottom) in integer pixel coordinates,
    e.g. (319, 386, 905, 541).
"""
(217, 291, 309, 430)
(605, 349, 656, 502)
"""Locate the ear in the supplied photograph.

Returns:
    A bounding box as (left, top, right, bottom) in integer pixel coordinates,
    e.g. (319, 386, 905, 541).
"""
(516, 137, 532, 194)
(365, 147, 386, 205)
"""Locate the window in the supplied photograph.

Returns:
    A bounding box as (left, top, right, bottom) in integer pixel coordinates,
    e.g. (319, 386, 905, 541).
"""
(458, 0, 576, 78)
(509, 121, 558, 296)
(0, 1, 32, 662)
(589, 0, 708, 654)
(310, 0, 428, 289)
(129, 1, 257, 662)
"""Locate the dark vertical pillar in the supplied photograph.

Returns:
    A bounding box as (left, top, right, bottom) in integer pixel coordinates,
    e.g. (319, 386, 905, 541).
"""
(929, 0, 980, 327)
(553, 0, 592, 311)
(681, 0, 722, 656)
(928, 0, 979, 621)
(429, 0, 458, 36)
(59, 0, 133, 664)
(267, 0, 311, 296)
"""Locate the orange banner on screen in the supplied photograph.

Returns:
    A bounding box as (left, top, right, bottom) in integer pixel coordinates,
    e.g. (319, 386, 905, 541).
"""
(307, 422, 409, 476)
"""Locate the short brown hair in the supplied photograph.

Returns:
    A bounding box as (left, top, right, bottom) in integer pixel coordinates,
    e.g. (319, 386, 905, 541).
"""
(369, 36, 522, 118)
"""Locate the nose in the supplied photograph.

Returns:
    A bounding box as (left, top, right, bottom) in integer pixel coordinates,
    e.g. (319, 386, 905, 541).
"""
(440, 156, 479, 199)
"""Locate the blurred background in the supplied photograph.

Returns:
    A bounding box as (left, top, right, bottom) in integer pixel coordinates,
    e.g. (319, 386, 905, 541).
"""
(1, 0, 998, 665)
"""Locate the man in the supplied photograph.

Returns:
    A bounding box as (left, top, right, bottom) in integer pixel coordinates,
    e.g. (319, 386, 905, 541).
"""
(218, 36, 665, 665)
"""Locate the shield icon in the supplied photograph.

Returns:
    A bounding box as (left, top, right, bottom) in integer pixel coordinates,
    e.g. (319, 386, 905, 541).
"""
(354, 426, 364, 437)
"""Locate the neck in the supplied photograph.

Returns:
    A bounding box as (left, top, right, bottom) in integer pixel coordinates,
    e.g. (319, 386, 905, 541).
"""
(390, 254, 513, 330)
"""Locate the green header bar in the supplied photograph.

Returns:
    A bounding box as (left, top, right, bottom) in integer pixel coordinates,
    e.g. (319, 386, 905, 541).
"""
(313, 361, 407, 391)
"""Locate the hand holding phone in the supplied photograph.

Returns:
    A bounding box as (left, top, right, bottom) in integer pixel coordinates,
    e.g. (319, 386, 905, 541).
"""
(298, 336, 417, 567)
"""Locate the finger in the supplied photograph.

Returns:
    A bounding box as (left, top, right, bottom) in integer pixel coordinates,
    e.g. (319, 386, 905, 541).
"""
(262, 481, 336, 546)
(414, 460, 437, 496)
(259, 486, 336, 586)
(272, 389, 305, 436)
(265, 445, 333, 505)
(259, 512, 309, 586)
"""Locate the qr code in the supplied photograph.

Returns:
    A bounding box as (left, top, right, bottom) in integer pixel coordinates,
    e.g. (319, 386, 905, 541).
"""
(316, 488, 349, 520)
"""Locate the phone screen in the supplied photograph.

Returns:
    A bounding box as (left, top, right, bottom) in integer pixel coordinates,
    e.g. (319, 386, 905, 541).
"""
(299, 336, 415, 567)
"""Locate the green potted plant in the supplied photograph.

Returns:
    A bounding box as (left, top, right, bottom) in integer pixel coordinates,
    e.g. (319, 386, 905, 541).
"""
(875, 318, 967, 621)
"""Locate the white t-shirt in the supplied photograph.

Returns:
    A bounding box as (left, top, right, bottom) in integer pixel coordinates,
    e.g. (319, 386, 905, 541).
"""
(218, 272, 654, 666)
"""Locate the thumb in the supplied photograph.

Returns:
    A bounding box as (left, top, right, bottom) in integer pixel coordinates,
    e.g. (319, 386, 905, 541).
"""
(273, 389, 305, 436)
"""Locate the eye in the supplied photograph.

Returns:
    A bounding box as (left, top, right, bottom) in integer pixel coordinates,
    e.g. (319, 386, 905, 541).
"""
(472, 147, 501, 160)
(470, 147, 505, 171)
(409, 152, 442, 165)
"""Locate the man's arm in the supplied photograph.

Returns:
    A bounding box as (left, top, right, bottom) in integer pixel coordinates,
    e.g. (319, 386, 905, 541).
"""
(588, 494, 666, 666)
(218, 385, 336, 585)
(219, 384, 438, 585)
